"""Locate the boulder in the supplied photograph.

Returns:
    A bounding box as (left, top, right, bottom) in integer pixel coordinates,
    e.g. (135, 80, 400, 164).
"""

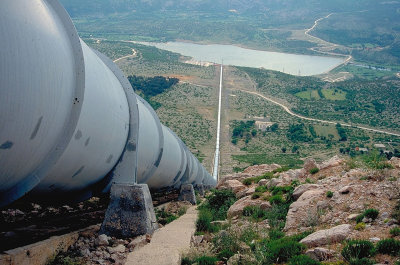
(258, 179, 269, 186)
(236, 187, 255, 199)
(306, 248, 336, 261)
(292, 184, 322, 200)
(190, 235, 204, 247)
(107, 244, 126, 254)
(217, 179, 247, 195)
(319, 156, 344, 170)
(390, 157, 400, 168)
(243, 164, 281, 176)
(339, 186, 352, 194)
(227, 196, 271, 218)
(267, 178, 283, 189)
(300, 224, 352, 247)
(227, 254, 257, 265)
(284, 189, 326, 231)
(304, 158, 319, 173)
(95, 234, 109, 246)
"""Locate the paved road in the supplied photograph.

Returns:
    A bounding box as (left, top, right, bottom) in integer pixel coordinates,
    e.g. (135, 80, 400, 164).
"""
(238, 89, 400, 137)
(125, 207, 197, 265)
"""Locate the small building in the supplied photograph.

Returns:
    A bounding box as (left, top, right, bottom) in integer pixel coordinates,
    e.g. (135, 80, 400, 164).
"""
(374, 144, 386, 149)
(255, 121, 274, 131)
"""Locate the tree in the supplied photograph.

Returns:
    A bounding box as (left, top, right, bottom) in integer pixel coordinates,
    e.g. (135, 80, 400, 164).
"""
(281, 147, 287, 153)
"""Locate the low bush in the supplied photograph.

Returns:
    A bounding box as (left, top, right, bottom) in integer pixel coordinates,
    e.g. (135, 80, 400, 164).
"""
(259, 237, 305, 264)
(255, 185, 268, 193)
(196, 209, 217, 233)
(212, 230, 240, 261)
(202, 189, 236, 220)
(341, 240, 375, 261)
(243, 205, 267, 221)
(309, 167, 319, 175)
(390, 227, 400, 236)
(243, 178, 253, 186)
(376, 238, 400, 256)
(326, 191, 334, 198)
(181, 255, 219, 265)
(288, 255, 321, 265)
(355, 222, 366, 231)
(269, 194, 285, 205)
(364, 209, 379, 220)
(269, 229, 285, 240)
(251, 192, 262, 199)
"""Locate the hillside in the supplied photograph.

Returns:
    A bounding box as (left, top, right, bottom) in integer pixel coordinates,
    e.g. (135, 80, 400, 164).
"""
(183, 155, 400, 264)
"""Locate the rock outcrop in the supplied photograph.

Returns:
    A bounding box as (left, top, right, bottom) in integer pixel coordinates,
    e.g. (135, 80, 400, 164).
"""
(227, 196, 271, 218)
(300, 224, 352, 247)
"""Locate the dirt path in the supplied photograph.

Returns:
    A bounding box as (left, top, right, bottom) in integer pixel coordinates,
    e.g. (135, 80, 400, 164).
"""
(237, 89, 400, 137)
(113, 49, 137, 63)
(125, 207, 197, 265)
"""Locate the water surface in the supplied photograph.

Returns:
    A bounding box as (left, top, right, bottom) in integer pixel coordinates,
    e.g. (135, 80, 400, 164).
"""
(137, 41, 345, 76)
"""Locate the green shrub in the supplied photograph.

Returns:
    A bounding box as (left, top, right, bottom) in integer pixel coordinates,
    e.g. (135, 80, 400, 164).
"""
(240, 226, 260, 245)
(355, 222, 366, 231)
(349, 258, 375, 265)
(242, 205, 267, 221)
(243, 178, 253, 186)
(202, 189, 236, 220)
(196, 209, 216, 233)
(252, 192, 262, 199)
(341, 240, 375, 261)
(269, 229, 285, 240)
(391, 227, 400, 236)
(355, 214, 364, 224)
(364, 209, 379, 220)
(178, 206, 188, 216)
(213, 230, 240, 261)
(196, 256, 218, 265)
(257, 237, 305, 264)
(326, 191, 334, 198)
(288, 255, 321, 265)
(269, 194, 285, 205)
(376, 238, 400, 256)
(309, 167, 319, 175)
(181, 257, 192, 265)
(255, 185, 268, 193)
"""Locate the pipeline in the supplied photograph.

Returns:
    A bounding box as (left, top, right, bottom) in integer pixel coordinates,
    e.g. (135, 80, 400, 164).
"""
(0, 0, 216, 208)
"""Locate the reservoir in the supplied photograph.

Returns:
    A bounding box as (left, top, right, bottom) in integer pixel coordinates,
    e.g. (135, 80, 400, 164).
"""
(135, 41, 345, 76)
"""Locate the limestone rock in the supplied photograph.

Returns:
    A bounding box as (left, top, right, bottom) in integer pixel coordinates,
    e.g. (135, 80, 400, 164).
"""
(300, 224, 352, 247)
(304, 158, 319, 173)
(243, 164, 281, 176)
(293, 184, 322, 200)
(237, 187, 255, 199)
(267, 178, 283, 189)
(347, 214, 359, 221)
(319, 156, 344, 170)
(339, 186, 352, 194)
(390, 157, 400, 168)
(107, 244, 126, 254)
(95, 234, 109, 246)
(284, 189, 326, 231)
(227, 254, 257, 265)
(218, 179, 247, 194)
(227, 196, 271, 218)
(258, 179, 269, 186)
(306, 247, 336, 261)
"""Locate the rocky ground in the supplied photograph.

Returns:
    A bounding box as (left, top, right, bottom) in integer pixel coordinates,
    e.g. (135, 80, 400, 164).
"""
(185, 155, 400, 264)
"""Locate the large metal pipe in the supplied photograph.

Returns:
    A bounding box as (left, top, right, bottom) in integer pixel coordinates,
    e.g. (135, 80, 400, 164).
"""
(0, 0, 214, 207)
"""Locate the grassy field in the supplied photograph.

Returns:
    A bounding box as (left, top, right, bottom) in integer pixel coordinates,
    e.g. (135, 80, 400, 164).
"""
(321, 88, 346, 100)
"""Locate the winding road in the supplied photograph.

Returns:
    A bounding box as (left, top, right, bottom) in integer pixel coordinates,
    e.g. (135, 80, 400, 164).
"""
(238, 89, 400, 137)
(113, 48, 137, 63)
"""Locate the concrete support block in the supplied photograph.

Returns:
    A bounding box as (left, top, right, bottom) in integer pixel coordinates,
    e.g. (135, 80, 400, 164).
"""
(194, 184, 205, 196)
(100, 183, 157, 238)
(178, 184, 196, 205)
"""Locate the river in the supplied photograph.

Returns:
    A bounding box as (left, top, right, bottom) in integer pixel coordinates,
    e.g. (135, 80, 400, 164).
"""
(134, 41, 345, 76)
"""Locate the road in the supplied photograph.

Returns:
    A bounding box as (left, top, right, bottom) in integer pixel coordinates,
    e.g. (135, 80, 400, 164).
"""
(238, 89, 400, 137)
(113, 48, 137, 63)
